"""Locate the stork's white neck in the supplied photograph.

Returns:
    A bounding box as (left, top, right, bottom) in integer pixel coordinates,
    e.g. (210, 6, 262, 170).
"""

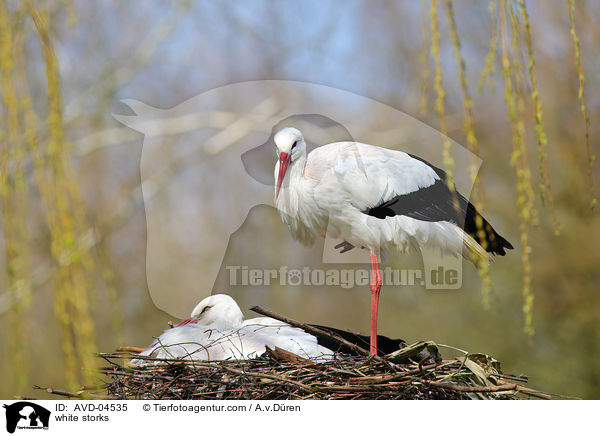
(274, 150, 327, 248)
(289, 154, 307, 183)
(275, 153, 307, 208)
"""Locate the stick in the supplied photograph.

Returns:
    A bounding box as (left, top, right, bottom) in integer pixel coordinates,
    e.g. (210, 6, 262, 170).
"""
(217, 365, 312, 392)
(250, 305, 371, 357)
(349, 363, 439, 384)
(117, 346, 144, 353)
(33, 386, 115, 400)
(414, 379, 551, 399)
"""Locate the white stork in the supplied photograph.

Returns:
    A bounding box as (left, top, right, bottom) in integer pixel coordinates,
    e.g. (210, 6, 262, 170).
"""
(132, 294, 334, 364)
(273, 127, 513, 355)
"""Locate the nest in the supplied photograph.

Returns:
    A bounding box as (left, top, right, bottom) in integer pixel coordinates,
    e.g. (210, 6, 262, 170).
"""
(90, 351, 543, 400)
(38, 306, 552, 400)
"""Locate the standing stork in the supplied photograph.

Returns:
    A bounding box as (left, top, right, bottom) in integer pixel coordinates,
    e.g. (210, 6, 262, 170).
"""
(273, 127, 513, 354)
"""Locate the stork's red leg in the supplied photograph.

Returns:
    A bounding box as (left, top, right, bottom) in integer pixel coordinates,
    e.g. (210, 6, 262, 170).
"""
(369, 250, 382, 355)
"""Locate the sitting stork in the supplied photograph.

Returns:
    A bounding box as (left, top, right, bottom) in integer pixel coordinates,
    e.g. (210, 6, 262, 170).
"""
(132, 294, 334, 364)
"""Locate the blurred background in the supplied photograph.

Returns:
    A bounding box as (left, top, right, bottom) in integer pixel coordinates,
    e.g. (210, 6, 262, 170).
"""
(0, 0, 598, 399)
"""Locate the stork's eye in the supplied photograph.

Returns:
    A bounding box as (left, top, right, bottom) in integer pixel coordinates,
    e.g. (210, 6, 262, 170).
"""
(291, 140, 297, 149)
(200, 305, 212, 314)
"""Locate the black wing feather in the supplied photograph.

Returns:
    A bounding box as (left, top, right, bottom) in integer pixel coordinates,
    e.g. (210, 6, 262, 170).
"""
(365, 153, 513, 256)
(308, 324, 406, 357)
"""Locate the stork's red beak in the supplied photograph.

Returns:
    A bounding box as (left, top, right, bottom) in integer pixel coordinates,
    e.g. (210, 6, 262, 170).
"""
(176, 317, 198, 327)
(275, 152, 291, 199)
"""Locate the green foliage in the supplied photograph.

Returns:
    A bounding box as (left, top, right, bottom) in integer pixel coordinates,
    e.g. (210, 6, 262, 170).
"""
(0, 0, 112, 392)
(568, 0, 597, 210)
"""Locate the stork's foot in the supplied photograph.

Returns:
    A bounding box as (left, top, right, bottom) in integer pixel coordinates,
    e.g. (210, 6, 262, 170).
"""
(334, 241, 355, 253)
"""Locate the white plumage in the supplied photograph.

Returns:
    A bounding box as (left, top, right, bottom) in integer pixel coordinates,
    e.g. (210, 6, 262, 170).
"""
(276, 132, 480, 259)
(132, 294, 333, 365)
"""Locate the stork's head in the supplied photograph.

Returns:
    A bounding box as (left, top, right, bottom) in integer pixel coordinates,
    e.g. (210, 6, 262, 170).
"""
(274, 127, 306, 199)
(177, 294, 244, 330)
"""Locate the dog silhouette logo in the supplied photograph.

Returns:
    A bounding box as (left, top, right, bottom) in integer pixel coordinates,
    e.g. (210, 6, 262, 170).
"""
(3, 402, 50, 433)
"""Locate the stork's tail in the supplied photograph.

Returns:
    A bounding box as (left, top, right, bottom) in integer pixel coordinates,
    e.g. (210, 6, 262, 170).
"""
(455, 227, 493, 266)
(463, 202, 514, 256)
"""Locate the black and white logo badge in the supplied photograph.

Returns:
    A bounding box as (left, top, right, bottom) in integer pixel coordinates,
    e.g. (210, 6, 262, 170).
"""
(3, 402, 50, 434)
